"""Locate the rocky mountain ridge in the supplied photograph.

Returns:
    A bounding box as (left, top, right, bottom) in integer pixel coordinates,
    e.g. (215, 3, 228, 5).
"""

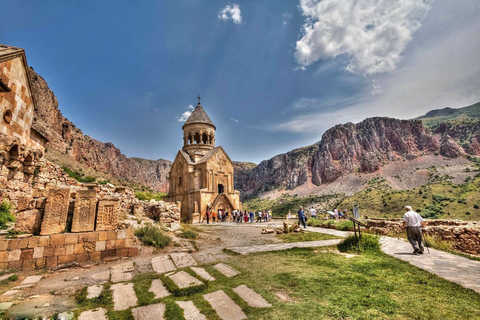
(28, 68, 171, 192)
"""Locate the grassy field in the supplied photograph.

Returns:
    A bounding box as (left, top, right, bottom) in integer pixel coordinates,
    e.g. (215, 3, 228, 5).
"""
(75, 247, 480, 320)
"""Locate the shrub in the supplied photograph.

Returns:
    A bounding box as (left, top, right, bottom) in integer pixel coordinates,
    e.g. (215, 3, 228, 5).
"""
(466, 212, 471, 215)
(335, 220, 354, 231)
(134, 225, 171, 248)
(474, 204, 479, 209)
(134, 191, 166, 201)
(178, 229, 198, 239)
(306, 218, 323, 227)
(0, 201, 15, 229)
(61, 166, 96, 183)
(337, 234, 381, 254)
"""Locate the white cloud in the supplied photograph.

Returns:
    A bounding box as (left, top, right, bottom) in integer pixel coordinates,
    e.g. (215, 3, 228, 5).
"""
(295, 0, 435, 75)
(218, 4, 243, 24)
(177, 105, 195, 122)
(282, 12, 292, 25)
(231, 117, 239, 122)
(371, 80, 382, 95)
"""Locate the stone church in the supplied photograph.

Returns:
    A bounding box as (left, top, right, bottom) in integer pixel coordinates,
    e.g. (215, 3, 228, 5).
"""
(165, 100, 241, 223)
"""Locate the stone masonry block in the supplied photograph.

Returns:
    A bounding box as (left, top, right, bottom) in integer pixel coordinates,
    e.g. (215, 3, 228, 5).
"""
(89, 252, 101, 260)
(58, 254, 76, 265)
(126, 229, 134, 238)
(116, 248, 129, 257)
(7, 249, 21, 262)
(76, 253, 89, 262)
(107, 231, 117, 241)
(46, 256, 57, 269)
(8, 239, 21, 250)
(66, 244, 74, 255)
(106, 240, 115, 250)
(19, 238, 29, 249)
(125, 238, 134, 248)
(43, 246, 55, 257)
(78, 233, 90, 242)
(101, 249, 116, 259)
(98, 231, 108, 241)
(36, 258, 46, 269)
(20, 249, 34, 260)
(54, 246, 66, 256)
(115, 239, 125, 249)
(0, 262, 7, 270)
(8, 260, 22, 270)
(22, 259, 35, 271)
(27, 237, 38, 248)
(0, 240, 8, 251)
(88, 232, 99, 242)
(0, 251, 7, 263)
(74, 243, 85, 254)
(65, 233, 78, 244)
(95, 241, 106, 252)
(50, 234, 65, 246)
(38, 236, 50, 247)
(117, 229, 127, 240)
(33, 247, 44, 259)
(128, 247, 139, 257)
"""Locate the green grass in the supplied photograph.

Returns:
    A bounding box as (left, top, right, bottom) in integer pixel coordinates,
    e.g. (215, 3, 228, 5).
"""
(276, 232, 340, 243)
(73, 247, 480, 319)
(337, 234, 381, 254)
(134, 191, 167, 201)
(134, 225, 171, 248)
(178, 228, 198, 239)
(61, 165, 96, 183)
(0, 201, 15, 229)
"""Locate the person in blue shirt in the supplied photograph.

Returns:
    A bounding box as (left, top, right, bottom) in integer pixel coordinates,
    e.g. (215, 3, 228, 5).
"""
(298, 206, 306, 228)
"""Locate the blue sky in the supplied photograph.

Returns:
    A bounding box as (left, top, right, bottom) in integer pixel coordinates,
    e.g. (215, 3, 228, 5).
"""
(1, 0, 479, 163)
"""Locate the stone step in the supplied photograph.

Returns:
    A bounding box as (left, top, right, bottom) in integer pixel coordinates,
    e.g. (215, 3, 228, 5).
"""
(78, 308, 107, 320)
(21, 275, 42, 285)
(176, 301, 207, 320)
(151, 256, 177, 274)
(213, 263, 240, 277)
(170, 252, 197, 268)
(168, 271, 203, 289)
(203, 290, 246, 320)
(190, 267, 215, 281)
(111, 282, 138, 311)
(132, 303, 166, 320)
(149, 279, 170, 299)
(233, 285, 272, 307)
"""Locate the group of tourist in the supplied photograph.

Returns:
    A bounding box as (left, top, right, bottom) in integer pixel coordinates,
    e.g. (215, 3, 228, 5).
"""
(204, 209, 273, 224)
(327, 208, 349, 220)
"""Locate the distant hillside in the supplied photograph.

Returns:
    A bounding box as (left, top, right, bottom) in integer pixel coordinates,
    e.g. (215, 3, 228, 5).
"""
(417, 102, 480, 127)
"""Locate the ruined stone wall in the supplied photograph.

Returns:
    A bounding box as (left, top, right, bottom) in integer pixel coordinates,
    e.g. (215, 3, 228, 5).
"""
(0, 229, 138, 272)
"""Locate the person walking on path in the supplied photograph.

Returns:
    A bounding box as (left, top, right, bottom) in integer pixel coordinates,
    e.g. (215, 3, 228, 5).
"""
(206, 211, 210, 224)
(257, 211, 262, 223)
(249, 211, 253, 223)
(298, 206, 306, 229)
(403, 206, 425, 254)
(212, 210, 216, 223)
(310, 207, 317, 218)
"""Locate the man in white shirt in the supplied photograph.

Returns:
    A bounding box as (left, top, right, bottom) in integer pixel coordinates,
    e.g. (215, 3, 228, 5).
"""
(309, 207, 317, 218)
(402, 206, 425, 254)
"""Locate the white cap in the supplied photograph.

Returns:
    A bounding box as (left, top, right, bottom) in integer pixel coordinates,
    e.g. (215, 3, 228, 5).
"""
(405, 206, 412, 210)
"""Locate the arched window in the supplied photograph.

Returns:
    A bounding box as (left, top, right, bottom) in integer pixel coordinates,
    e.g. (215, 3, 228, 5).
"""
(24, 154, 34, 166)
(209, 134, 214, 145)
(202, 132, 208, 144)
(188, 133, 193, 145)
(9, 145, 19, 160)
(194, 132, 200, 144)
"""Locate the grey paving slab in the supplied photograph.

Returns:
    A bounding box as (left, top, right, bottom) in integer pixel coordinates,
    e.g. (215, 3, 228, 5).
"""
(91, 270, 110, 281)
(21, 275, 42, 285)
(111, 261, 135, 282)
(190, 267, 215, 281)
(227, 239, 342, 255)
(151, 256, 177, 274)
(132, 303, 165, 320)
(233, 285, 272, 307)
(78, 308, 107, 320)
(176, 301, 207, 320)
(111, 272, 134, 283)
(149, 279, 170, 299)
(170, 252, 198, 268)
(203, 290, 246, 320)
(0, 273, 15, 282)
(57, 312, 74, 320)
(168, 271, 203, 289)
(2, 289, 21, 296)
(213, 263, 240, 277)
(86, 285, 103, 299)
(111, 283, 138, 311)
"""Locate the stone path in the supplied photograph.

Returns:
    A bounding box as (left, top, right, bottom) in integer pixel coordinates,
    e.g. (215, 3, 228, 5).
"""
(21, 275, 42, 285)
(110, 261, 135, 283)
(204, 290, 247, 320)
(91, 270, 110, 282)
(213, 263, 240, 277)
(190, 267, 215, 281)
(176, 301, 207, 320)
(233, 285, 272, 308)
(149, 279, 170, 299)
(227, 239, 342, 255)
(86, 285, 103, 299)
(168, 271, 203, 289)
(111, 283, 138, 311)
(78, 307, 107, 320)
(132, 303, 165, 320)
(151, 255, 177, 274)
(170, 252, 197, 268)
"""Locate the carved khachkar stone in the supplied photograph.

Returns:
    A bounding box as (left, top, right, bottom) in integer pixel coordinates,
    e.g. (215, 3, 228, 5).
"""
(96, 199, 120, 231)
(71, 189, 97, 232)
(40, 188, 71, 235)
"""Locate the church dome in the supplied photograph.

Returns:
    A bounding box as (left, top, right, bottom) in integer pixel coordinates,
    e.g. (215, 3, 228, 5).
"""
(182, 102, 216, 130)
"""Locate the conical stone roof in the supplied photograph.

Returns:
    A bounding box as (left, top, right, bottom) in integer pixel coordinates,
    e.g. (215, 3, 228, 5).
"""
(182, 103, 216, 129)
